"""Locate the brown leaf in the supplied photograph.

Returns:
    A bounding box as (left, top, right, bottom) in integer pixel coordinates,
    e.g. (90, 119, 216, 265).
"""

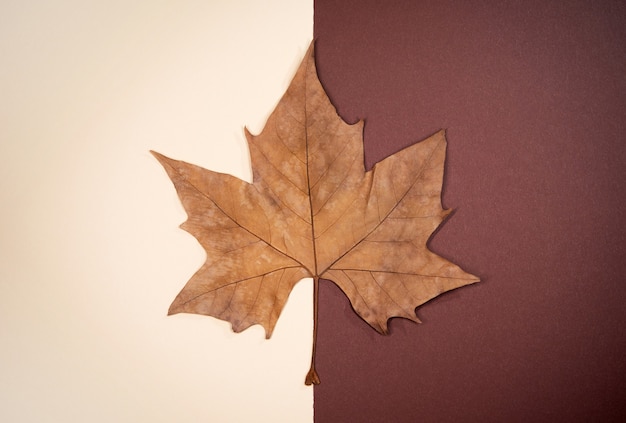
(151, 42, 478, 384)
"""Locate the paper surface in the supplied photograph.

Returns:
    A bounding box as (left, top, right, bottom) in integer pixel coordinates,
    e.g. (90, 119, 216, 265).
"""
(0, 1, 313, 422)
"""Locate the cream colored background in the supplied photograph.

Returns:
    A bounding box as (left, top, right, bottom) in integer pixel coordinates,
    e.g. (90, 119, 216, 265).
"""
(0, 1, 313, 421)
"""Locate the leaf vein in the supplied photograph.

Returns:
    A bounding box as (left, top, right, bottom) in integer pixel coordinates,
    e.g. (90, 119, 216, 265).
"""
(177, 266, 304, 308)
(321, 137, 444, 273)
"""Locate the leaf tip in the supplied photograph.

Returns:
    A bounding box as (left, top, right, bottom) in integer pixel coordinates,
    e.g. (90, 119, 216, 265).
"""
(306, 38, 316, 58)
(150, 150, 172, 168)
(167, 300, 183, 316)
(262, 322, 276, 339)
(428, 128, 448, 149)
(374, 320, 390, 335)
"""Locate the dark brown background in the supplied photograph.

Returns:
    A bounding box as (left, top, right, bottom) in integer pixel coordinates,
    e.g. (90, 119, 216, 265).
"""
(313, 1, 626, 421)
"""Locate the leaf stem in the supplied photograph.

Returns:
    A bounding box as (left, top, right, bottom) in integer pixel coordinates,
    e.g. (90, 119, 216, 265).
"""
(305, 276, 320, 385)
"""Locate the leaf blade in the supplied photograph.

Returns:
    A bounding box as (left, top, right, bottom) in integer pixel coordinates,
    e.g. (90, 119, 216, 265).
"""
(152, 42, 478, 346)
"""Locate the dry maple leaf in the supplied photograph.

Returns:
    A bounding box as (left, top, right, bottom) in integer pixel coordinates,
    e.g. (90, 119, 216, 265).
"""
(151, 42, 479, 385)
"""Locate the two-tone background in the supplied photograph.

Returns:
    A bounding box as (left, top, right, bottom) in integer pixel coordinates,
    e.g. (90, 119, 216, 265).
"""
(2, 1, 624, 421)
